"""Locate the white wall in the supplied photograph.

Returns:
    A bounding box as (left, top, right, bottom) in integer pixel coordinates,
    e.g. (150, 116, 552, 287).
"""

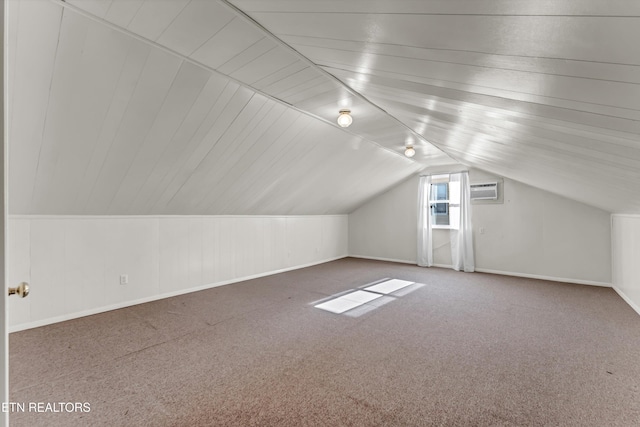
(612, 215, 640, 315)
(347, 176, 420, 264)
(349, 170, 611, 286)
(7, 215, 348, 331)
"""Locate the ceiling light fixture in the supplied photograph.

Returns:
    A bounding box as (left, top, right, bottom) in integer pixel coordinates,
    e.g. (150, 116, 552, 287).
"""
(337, 109, 353, 128)
(404, 146, 416, 158)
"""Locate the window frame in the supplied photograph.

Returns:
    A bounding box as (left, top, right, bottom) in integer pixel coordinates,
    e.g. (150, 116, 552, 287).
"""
(428, 178, 460, 230)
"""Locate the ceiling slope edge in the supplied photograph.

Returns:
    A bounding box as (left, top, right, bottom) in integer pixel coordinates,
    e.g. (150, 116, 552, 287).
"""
(217, 0, 457, 165)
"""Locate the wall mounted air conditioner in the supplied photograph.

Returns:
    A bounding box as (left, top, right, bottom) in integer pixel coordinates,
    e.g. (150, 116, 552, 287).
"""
(470, 182, 498, 200)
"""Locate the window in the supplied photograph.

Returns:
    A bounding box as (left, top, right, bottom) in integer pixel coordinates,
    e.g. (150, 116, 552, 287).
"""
(431, 183, 449, 225)
(427, 175, 460, 229)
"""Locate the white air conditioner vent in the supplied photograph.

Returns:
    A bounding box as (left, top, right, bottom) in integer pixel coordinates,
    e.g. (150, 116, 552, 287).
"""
(470, 182, 498, 200)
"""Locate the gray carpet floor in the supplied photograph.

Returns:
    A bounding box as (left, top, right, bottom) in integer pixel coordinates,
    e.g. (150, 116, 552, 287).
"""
(9, 258, 640, 426)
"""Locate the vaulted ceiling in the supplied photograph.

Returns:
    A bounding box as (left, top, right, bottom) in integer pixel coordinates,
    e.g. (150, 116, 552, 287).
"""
(8, 0, 640, 215)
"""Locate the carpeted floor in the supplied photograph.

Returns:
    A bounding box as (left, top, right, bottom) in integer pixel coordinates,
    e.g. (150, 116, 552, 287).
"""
(9, 258, 640, 426)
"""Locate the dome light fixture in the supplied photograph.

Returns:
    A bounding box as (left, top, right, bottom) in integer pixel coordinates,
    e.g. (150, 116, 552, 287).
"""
(404, 145, 416, 158)
(337, 109, 353, 128)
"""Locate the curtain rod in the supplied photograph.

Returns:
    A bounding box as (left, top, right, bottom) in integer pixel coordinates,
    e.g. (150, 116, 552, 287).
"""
(419, 170, 469, 177)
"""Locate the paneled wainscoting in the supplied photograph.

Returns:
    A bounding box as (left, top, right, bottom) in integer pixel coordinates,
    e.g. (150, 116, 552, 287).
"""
(8, 215, 348, 331)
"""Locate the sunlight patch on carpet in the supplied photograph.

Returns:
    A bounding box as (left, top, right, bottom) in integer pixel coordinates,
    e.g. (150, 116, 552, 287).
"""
(364, 279, 414, 294)
(314, 290, 382, 314)
(314, 278, 421, 316)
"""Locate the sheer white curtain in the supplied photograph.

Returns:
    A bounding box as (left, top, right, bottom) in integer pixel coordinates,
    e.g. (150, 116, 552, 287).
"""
(417, 175, 433, 267)
(449, 172, 475, 272)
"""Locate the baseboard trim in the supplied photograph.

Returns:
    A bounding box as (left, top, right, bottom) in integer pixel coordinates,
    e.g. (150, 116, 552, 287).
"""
(348, 255, 415, 265)
(475, 268, 611, 287)
(348, 256, 610, 287)
(432, 263, 453, 269)
(17, 255, 610, 332)
(9, 255, 348, 333)
(612, 286, 640, 317)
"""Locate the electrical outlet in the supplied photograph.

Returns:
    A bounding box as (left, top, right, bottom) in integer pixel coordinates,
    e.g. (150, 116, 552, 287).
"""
(120, 274, 129, 285)
(479, 227, 486, 235)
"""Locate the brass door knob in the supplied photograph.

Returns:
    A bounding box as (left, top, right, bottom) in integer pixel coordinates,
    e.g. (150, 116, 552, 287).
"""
(8, 282, 29, 298)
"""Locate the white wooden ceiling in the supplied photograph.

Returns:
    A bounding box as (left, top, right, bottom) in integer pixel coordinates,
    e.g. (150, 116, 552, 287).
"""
(8, 0, 640, 215)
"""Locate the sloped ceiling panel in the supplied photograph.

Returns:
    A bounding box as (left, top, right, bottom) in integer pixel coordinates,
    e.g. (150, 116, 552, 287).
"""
(13, 0, 640, 216)
(60, 0, 456, 165)
(53, 0, 455, 165)
(232, 0, 640, 214)
(9, 0, 425, 215)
